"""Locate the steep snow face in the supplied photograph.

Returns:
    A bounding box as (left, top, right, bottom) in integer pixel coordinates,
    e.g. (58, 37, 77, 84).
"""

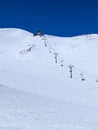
(0, 28, 98, 129)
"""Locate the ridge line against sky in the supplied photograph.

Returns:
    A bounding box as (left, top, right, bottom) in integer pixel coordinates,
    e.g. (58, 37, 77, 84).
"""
(0, 0, 98, 36)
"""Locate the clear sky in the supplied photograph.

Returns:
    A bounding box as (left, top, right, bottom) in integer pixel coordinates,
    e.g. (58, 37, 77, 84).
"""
(0, 0, 98, 36)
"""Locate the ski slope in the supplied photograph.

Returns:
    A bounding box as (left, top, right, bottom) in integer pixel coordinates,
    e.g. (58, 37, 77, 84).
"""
(0, 28, 98, 129)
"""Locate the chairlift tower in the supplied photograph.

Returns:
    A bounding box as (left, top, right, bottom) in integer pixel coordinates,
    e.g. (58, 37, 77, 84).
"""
(80, 73, 85, 81)
(68, 64, 74, 78)
(54, 52, 58, 63)
(42, 36, 47, 47)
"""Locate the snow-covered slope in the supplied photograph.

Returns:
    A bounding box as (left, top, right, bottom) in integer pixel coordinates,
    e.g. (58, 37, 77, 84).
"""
(0, 28, 98, 129)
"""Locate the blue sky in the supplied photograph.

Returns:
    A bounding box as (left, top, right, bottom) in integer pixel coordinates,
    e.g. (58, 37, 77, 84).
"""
(0, 0, 98, 36)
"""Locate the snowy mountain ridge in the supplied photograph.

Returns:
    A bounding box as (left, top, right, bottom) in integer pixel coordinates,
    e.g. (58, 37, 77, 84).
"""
(0, 28, 98, 130)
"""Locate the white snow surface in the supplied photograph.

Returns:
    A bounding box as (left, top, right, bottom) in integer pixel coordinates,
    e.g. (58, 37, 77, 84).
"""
(0, 28, 98, 129)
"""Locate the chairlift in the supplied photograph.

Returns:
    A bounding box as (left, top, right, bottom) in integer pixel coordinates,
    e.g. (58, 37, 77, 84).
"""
(96, 79, 98, 82)
(80, 73, 85, 81)
(81, 78, 85, 81)
(61, 60, 64, 66)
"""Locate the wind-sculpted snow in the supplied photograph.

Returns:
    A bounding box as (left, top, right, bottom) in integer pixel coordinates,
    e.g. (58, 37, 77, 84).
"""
(0, 28, 98, 129)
